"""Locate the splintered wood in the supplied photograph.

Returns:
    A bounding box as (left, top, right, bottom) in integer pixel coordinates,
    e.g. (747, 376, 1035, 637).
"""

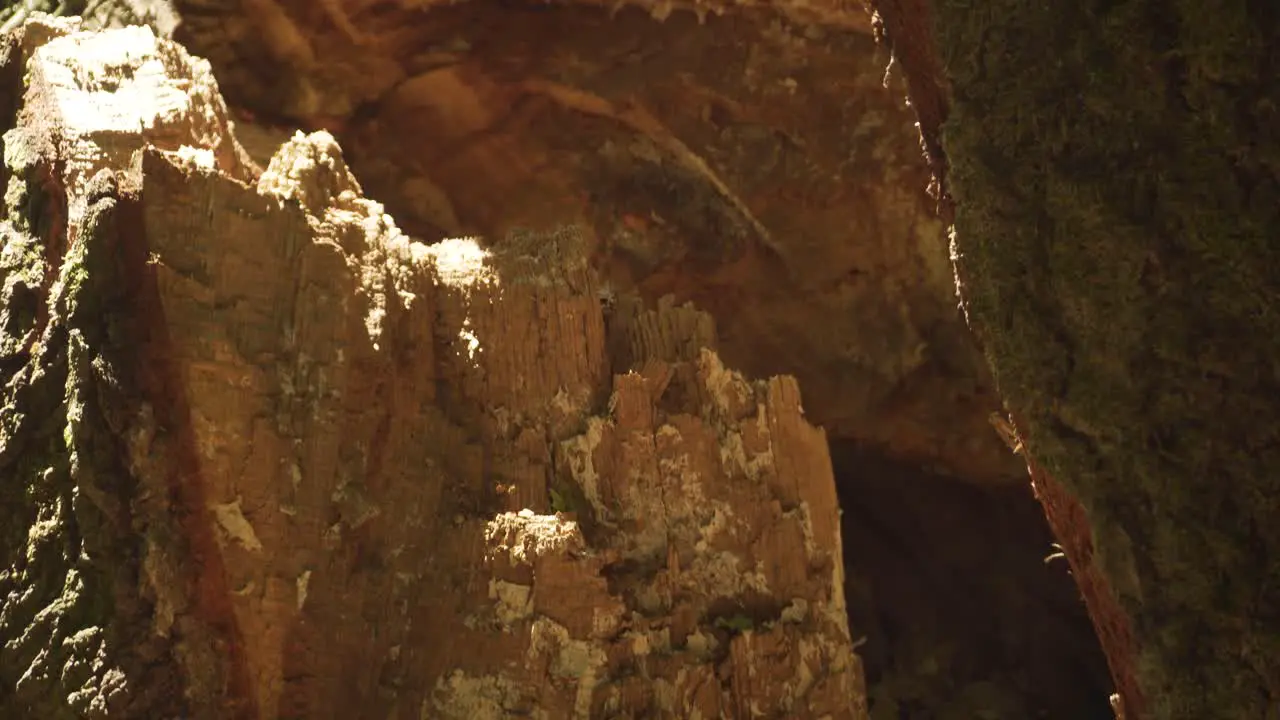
(0, 15, 869, 719)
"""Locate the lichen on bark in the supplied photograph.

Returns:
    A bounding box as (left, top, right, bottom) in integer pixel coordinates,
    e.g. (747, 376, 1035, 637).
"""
(931, 0, 1280, 716)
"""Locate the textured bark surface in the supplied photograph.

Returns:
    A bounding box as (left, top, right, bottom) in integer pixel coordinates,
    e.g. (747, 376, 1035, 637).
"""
(0, 16, 258, 719)
(870, 0, 1280, 718)
(0, 16, 866, 718)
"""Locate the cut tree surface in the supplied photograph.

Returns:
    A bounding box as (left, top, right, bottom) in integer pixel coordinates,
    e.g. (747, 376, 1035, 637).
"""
(0, 15, 866, 719)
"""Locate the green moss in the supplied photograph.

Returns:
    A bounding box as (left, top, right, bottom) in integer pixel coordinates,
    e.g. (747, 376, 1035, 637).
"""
(933, 1, 1280, 716)
(548, 485, 572, 514)
(712, 613, 756, 633)
(1, 172, 188, 717)
(548, 479, 589, 517)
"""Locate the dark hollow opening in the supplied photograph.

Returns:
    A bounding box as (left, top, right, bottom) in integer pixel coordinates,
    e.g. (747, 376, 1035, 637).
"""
(830, 439, 1114, 719)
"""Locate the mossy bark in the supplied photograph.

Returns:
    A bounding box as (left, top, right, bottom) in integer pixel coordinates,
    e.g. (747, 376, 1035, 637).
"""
(0, 141, 204, 715)
(921, 2, 1280, 718)
(0, 30, 198, 712)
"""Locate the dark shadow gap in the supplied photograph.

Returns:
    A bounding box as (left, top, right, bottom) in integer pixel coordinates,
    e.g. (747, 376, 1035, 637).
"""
(830, 438, 1114, 719)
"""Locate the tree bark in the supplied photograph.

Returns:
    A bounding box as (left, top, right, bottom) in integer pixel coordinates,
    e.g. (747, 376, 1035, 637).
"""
(871, 0, 1280, 718)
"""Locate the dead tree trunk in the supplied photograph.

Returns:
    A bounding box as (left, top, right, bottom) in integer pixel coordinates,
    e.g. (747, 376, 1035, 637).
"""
(871, 0, 1280, 718)
(0, 15, 866, 719)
